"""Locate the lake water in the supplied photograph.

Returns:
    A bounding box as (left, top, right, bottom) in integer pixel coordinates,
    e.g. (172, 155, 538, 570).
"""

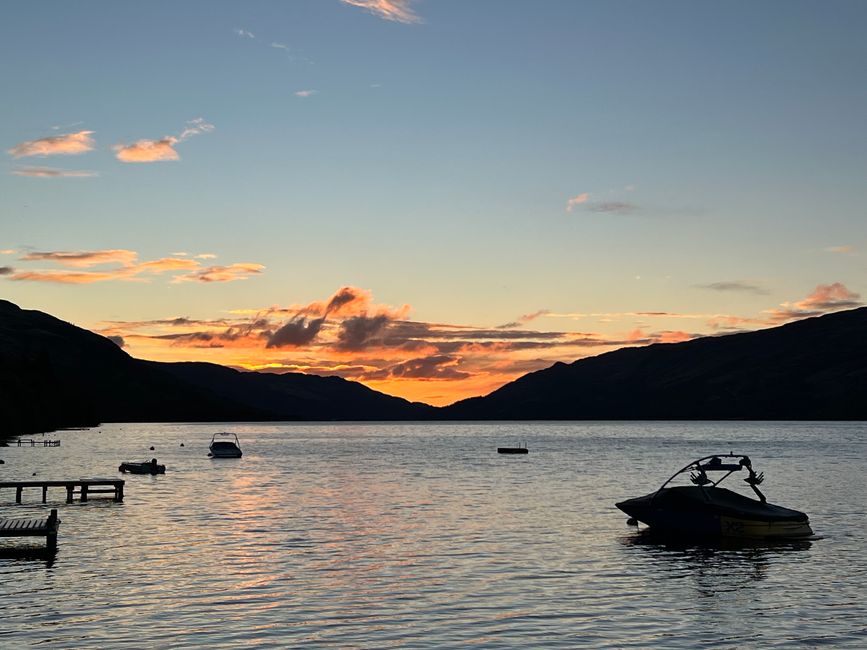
(1, 422, 866, 648)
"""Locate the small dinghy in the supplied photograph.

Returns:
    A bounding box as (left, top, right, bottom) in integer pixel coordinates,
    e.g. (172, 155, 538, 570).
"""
(209, 433, 243, 458)
(119, 458, 166, 475)
(616, 453, 812, 539)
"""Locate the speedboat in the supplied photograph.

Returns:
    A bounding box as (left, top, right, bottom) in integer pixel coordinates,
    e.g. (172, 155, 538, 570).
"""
(209, 432, 242, 458)
(616, 453, 812, 539)
(119, 458, 166, 474)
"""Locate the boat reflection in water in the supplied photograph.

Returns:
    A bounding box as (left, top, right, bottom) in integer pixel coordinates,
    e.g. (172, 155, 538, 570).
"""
(616, 453, 813, 539)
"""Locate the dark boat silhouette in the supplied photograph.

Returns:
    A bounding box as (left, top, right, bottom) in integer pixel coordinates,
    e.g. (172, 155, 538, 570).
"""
(497, 442, 528, 454)
(119, 458, 165, 474)
(616, 453, 812, 539)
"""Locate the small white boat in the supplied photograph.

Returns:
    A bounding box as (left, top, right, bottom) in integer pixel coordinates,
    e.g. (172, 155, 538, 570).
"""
(209, 433, 243, 458)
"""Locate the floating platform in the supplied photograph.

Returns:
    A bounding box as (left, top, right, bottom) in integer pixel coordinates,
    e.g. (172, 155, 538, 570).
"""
(0, 509, 60, 551)
(0, 479, 125, 503)
(497, 447, 529, 454)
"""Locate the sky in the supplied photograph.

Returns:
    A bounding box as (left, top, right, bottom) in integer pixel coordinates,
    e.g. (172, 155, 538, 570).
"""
(2, 0, 866, 406)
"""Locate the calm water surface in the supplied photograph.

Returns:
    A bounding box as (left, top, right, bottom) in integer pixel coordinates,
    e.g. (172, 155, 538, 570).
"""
(1, 422, 866, 648)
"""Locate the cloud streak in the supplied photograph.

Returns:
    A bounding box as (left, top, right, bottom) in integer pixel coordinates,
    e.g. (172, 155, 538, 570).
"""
(21, 249, 139, 267)
(6, 248, 264, 285)
(8, 131, 95, 158)
(171, 263, 265, 283)
(12, 167, 97, 178)
(696, 281, 769, 295)
(340, 0, 421, 23)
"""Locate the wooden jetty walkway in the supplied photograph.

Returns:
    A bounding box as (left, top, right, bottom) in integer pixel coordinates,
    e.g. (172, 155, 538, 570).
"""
(0, 479, 124, 504)
(0, 509, 60, 551)
(13, 439, 61, 447)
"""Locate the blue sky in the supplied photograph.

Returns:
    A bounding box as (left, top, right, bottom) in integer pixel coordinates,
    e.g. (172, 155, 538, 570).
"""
(2, 1, 865, 404)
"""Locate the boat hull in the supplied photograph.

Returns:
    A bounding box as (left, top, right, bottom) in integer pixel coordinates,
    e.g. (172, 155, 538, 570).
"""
(119, 462, 165, 475)
(616, 486, 812, 539)
(209, 444, 242, 458)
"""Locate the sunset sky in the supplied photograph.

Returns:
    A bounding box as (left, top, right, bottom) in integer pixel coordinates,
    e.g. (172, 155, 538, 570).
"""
(2, 1, 866, 405)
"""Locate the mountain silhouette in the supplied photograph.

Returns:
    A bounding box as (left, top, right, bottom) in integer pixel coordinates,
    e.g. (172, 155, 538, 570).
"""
(0, 300, 432, 438)
(444, 307, 867, 420)
(3, 299, 865, 438)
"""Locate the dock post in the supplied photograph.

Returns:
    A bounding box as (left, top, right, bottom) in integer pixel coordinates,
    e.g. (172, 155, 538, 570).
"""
(16, 487, 22, 504)
(66, 485, 74, 504)
(80, 484, 88, 502)
(42, 485, 48, 503)
(115, 482, 124, 502)
(46, 509, 58, 552)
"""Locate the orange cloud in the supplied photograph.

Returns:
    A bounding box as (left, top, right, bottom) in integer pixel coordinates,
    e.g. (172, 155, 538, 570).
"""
(136, 258, 201, 273)
(83, 283, 866, 407)
(767, 282, 862, 323)
(9, 269, 137, 284)
(566, 193, 589, 211)
(114, 119, 214, 163)
(8, 131, 95, 158)
(171, 263, 265, 283)
(114, 138, 179, 163)
(8, 248, 264, 285)
(340, 0, 421, 23)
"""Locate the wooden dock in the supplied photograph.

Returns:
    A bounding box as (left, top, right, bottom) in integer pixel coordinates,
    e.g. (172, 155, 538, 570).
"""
(0, 479, 124, 504)
(14, 439, 61, 447)
(0, 509, 60, 551)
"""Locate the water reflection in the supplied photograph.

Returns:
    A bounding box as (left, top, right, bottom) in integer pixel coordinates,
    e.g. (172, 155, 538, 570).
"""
(620, 530, 812, 595)
(0, 546, 57, 568)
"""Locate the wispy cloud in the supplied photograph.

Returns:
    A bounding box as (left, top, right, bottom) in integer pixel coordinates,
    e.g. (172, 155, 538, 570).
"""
(9, 269, 138, 284)
(235, 28, 256, 39)
(6, 248, 263, 285)
(587, 201, 637, 214)
(21, 249, 139, 267)
(340, 0, 421, 24)
(824, 245, 855, 255)
(270, 42, 288, 51)
(294, 89, 317, 98)
(113, 118, 214, 163)
(8, 131, 95, 158)
(0, 266, 14, 276)
(178, 118, 215, 141)
(566, 193, 589, 212)
(567, 192, 638, 215)
(498, 309, 551, 329)
(366, 355, 470, 380)
(171, 263, 265, 283)
(13, 166, 97, 178)
(696, 281, 769, 295)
